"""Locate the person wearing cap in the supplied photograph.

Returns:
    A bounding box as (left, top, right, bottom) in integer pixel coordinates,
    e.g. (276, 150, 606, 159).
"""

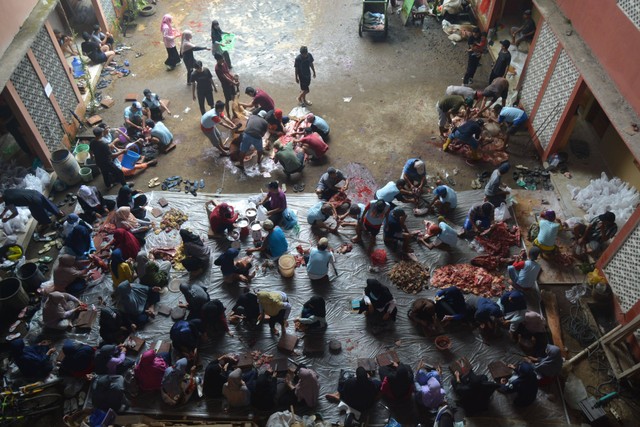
(418, 218, 458, 250)
(573, 211, 618, 257)
(124, 101, 145, 138)
(90, 125, 127, 190)
(240, 87, 275, 115)
(246, 219, 289, 259)
(80, 31, 115, 65)
(141, 89, 171, 121)
(427, 185, 458, 215)
(533, 210, 562, 253)
(145, 119, 174, 153)
(211, 20, 232, 68)
(443, 118, 486, 161)
(508, 247, 541, 292)
(0, 189, 64, 235)
(238, 112, 269, 170)
(358, 199, 391, 243)
(489, 40, 512, 84)
(375, 179, 418, 208)
(191, 60, 218, 115)
(463, 28, 487, 86)
(383, 208, 414, 256)
(259, 181, 287, 226)
(492, 104, 528, 136)
(201, 100, 237, 156)
(436, 95, 468, 137)
(296, 128, 329, 162)
(401, 158, 427, 192)
(477, 77, 510, 114)
(294, 113, 330, 140)
(484, 162, 511, 206)
(295, 46, 316, 107)
(464, 201, 495, 234)
(272, 141, 305, 178)
(214, 53, 238, 118)
(316, 167, 349, 200)
(306, 238, 335, 281)
(307, 202, 339, 233)
(511, 10, 536, 48)
(265, 109, 289, 138)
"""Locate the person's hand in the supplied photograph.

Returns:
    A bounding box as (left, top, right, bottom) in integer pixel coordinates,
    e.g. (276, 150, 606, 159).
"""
(454, 371, 461, 381)
(152, 286, 161, 293)
(507, 363, 516, 370)
(226, 330, 235, 337)
(500, 377, 508, 384)
(295, 77, 299, 83)
(47, 348, 56, 356)
(313, 72, 316, 78)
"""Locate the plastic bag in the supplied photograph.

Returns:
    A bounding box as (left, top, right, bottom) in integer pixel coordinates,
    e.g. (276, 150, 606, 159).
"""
(469, 239, 485, 253)
(35, 167, 51, 187)
(494, 202, 511, 222)
(280, 208, 298, 230)
(256, 206, 268, 222)
(563, 373, 588, 410)
(565, 284, 588, 304)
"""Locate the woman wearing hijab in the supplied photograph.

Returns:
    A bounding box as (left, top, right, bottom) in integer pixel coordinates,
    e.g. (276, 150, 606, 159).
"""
(408, 298, 440, 335)
(161, 14, 181, 70)
(180, 30, 209, 85)
(91, 375, 127, 411)
(94, 344, 133, 375)
(251, 368, 279, 410)
(10, 339, 54, 379)
(99, 306, 130, 345)
(113, 206, 149, 232)
(77, 185, 114, 223)
(498, 361, 538, 406)
(179, 283, 210, 320)
(179, 229, 211, 278)
(527, 344, 562, 383)
(222, 368, 250, 407)
(414, 364, 445, 410)
(50, 254, 88, 295)
(59, 340, 95, 377)
(170, 319, 203, 356)
(42, 291, 83, 330)
(379, 363, 414, 402)
(115, 281, 160, 327)
(201, 299, 232, 337)
(451, 368, 499, 415)
(296, 296, 327, 331)
(210, 20, 232, 68)
(131, 194, 149, 220)
(206, 201, 238, 236)
(63, 215, 95, 259)
(134, 349, 170, 391)
(161, 358, 196, 405)
(326, 367, 379, 422)
(116, 184, 133, 208)
(516, 310, 549, 356)
(228, 291, 260, 326)
(111, 248, 135, 290)
(214, 247, 254, 284)
(289, 367, 319, 407)
(359, 279, 397, 322)
(498, 289, 528, 338)
(435, 286, 467, 326)
(203, 360, 229, 398)
(257, 290, 291, 335)
(140, 261, 170, 289)
(111, 228, 141, 260)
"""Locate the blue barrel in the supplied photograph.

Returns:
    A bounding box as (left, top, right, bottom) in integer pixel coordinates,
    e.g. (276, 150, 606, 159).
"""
(120, 150, 140, 169)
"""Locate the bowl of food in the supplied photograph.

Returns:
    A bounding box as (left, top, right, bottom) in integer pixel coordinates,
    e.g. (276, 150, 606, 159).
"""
(434, 335, 452, 351)
(245, 208, 257, 222)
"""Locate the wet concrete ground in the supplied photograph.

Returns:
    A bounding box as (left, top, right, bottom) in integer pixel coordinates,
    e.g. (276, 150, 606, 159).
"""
(93, 0, 538, 197)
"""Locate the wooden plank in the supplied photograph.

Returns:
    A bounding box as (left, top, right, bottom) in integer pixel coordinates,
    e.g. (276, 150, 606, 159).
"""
(376, 350, 399, 367)
(357, 358, 377, 372)
(540, 290, 568, 357)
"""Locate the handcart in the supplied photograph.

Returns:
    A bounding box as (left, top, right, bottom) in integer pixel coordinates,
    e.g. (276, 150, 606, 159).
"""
(359, 0, 389, 38)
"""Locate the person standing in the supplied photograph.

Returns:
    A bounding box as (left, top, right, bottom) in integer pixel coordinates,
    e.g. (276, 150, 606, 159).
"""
(200, 100, 236, 155)
(463, 28, 487, 85)
(211, 20, 232, 68)
(180, 30, 210, 86)
(89, 126, 126, 189)
(191, 60, 218, 115)
(489, 40, 512, 84)
(214, 53, 238, 118)
(161, 14, 181, 70)
(238, 112, 269, 170)
(295, 46, 316, 107)
(484, 162, 511, 206)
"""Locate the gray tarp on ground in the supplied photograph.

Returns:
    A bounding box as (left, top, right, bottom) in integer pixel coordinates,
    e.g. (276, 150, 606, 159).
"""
(22, 189, 567, 426)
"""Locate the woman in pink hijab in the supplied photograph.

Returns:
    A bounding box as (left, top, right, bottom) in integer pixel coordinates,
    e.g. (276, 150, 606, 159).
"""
(161, 14, 181, 70)
(134, 349, 169, 391)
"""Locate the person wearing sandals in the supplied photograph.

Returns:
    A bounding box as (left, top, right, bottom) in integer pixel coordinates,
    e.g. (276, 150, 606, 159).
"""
(0, 188, 64, 236)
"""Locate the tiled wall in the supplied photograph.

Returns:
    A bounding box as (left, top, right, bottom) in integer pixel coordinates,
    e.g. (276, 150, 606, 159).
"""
(98, 0, 117, 30)
(520, 21, 558, 114)
(618, 0, 640, 30)
(530, 49, 579, 150)
(603, 222, 640, 314)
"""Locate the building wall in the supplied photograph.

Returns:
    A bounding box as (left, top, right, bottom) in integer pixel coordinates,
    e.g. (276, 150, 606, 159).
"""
(556, 0, 640, 116)
(0, 0, 39, 59)
(600, 125, 640, 190)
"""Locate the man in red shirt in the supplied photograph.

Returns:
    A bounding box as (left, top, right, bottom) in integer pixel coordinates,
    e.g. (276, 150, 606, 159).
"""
(295, 128, 328, 161)
(214, 53, 238, 118)
(239, 87, 275, 115)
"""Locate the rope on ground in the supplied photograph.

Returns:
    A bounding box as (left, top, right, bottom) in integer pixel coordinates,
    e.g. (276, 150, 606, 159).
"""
(562, 303, 598, 347)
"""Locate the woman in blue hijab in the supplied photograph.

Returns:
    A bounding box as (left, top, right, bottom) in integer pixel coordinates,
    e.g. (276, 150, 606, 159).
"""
(59, 339, 95, 377)
(498, 361, 538, 406)
(10, 339, 54, 379)
(115, 280, 160, 327)
(64, 216, 95, 259)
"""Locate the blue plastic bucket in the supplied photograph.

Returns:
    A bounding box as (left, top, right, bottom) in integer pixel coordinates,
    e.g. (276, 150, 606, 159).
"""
(120, 150, 140, 169)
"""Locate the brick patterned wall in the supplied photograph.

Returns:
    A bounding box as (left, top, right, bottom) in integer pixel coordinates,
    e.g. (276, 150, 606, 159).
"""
(520, 21, 558, 114)
(31, 27, 79, 125)
(618, 0, 640, 30)
(530, 49, 579, 150)
(10, 55, 65, 153)
(603, 223, 640, 313)
(99, 0, 117, 29)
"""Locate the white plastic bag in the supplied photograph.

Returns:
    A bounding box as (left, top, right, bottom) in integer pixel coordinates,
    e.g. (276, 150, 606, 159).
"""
(256, 205, 268, 222)
(494, 202, 511, 222)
